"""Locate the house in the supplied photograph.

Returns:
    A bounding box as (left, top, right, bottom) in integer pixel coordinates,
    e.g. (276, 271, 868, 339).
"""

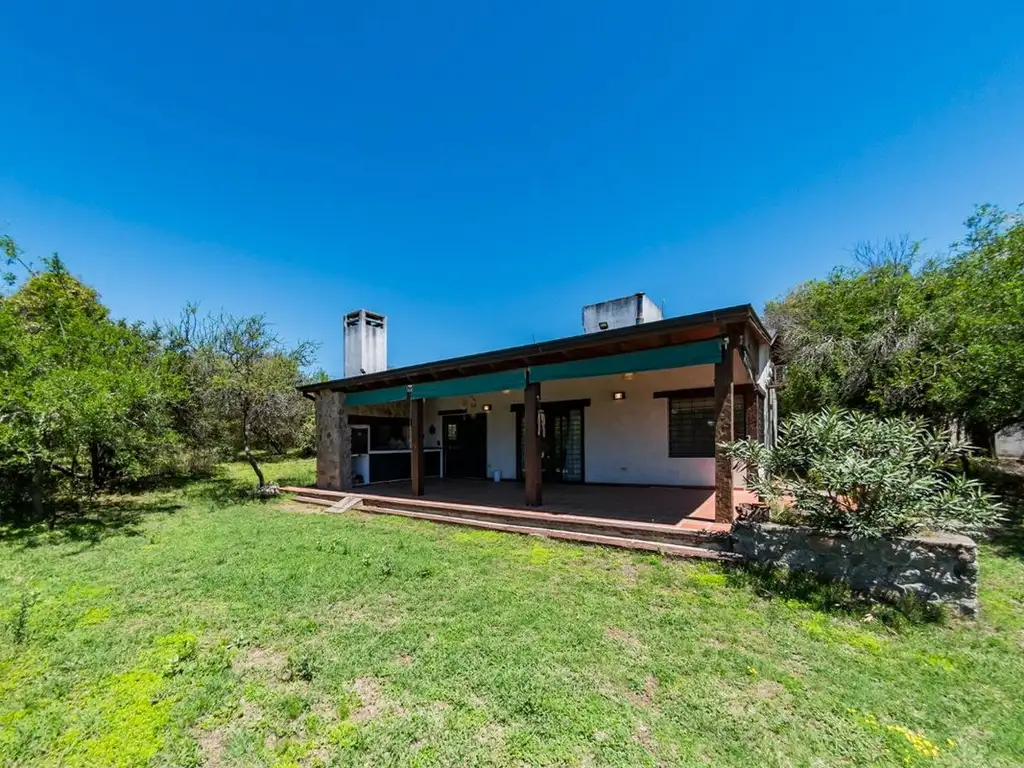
(299, 295, 777, 524)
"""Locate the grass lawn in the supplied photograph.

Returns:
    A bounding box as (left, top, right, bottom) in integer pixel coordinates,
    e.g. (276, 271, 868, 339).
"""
(1, 457, 1023, 767)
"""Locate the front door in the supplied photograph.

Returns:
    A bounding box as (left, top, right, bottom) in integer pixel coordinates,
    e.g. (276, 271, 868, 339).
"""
(442, 413, 488, 478)
(517, 403, 585, 483)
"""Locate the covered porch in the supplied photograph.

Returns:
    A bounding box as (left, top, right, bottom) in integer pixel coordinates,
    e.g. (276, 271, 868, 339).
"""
(335, 477, 757, 531)
(302, 305, 774, 524)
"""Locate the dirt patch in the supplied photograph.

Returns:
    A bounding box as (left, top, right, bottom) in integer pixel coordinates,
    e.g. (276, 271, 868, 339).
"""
(626, 676, 659, 707)
(234, 646, 287, 677)
(195, 700, 263, 767)
(394, 653, 414, 666)
(350, 676, 407, 723)
(634, 721, 659, 754)
(620, 563, 639, 585)
(324, 594, 401, 631)
(277, 501, 324, 515)
(196, 728, 226, 767)
(751, 680, 784, 700)
(474, 721, 505, 748)
(605, 627, 643, 653)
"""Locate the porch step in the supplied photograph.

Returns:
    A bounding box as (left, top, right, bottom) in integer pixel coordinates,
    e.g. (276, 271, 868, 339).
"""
(359, 504, 740, 561)
(281, 486, 735, 556)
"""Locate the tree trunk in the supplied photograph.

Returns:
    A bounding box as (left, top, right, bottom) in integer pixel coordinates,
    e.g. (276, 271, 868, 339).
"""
(242, 419, 265, 488)
(31, 458, 48, 528)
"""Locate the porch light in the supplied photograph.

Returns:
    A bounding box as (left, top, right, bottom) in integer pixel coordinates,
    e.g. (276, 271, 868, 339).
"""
(482, 404, 492, 411)
(612, 391, 626, 401)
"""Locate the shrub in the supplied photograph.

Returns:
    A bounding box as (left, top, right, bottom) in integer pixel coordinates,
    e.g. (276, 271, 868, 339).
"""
(727, 408, 1003, 538)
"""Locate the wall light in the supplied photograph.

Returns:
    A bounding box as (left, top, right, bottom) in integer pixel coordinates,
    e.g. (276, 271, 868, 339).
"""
(623, 372, 635, 381)
(482, 404, 493, 412)
(612, 391, 626, 401)
(501, 389, 511, 395)
(598, 321, 609, 330)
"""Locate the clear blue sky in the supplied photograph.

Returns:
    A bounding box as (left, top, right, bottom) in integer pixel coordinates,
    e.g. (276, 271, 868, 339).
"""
(2, 1, 1023, 377)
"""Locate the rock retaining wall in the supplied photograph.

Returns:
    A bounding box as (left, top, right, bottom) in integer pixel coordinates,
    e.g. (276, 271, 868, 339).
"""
(730, 520, 978, 617)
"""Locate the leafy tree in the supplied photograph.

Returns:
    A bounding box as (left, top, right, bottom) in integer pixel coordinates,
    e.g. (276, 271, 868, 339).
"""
(164, 308, 316, 488)
(767, 206, 1024, 452)
(766, 236, 930, 417)
(1, 242, 177, 524)
(917, 206, 1024, 449)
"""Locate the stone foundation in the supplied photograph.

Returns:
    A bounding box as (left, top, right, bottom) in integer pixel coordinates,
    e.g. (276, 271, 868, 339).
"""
(730, 520, 979, 617)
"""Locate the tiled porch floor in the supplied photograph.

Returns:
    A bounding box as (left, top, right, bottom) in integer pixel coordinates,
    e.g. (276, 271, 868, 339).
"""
(353, 479, 756, 530)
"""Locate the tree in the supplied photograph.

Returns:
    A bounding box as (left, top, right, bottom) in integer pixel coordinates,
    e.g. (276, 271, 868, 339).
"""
(1, 243, 177, 524)
(164, 308, 316, 488)
(766, 205, 1024, 452)
(918, 205, 1024, 449)
(766, 236, 931, 417)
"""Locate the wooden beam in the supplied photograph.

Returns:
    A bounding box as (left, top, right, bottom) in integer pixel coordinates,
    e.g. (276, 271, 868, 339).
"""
(524, 381, 542, 506)
(714, 331, 739, 523)
(410, 398, 425, 497)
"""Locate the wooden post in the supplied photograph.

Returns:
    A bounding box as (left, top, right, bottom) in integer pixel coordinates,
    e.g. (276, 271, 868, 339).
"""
(524, 381, 542, 506)
(410, 397, 425, 497)
(714, 331, 739, 523)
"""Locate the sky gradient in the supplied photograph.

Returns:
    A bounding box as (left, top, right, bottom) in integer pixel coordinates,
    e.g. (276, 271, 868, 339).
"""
(2, 1, 1023, 377)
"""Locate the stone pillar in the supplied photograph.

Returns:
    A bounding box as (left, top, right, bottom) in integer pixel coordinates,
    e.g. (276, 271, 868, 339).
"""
(714, 332, 739, 523)
(315, 390, 352, 491)
(524, 381, 542, 507)
(410, 397, 425, 496)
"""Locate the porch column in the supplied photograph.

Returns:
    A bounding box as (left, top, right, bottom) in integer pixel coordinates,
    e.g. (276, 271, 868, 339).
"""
(714, 333, 738, 523)
(410, 397, 425, 496)
(524, 380, 542, 506)
(315, 390, 352, 491)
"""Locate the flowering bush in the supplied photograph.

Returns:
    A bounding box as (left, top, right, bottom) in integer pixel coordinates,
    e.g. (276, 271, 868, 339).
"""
(726, 408, 1002, 538)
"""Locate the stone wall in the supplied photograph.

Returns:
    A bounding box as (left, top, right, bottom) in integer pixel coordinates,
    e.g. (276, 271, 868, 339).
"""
(315, 391, 352, 491)
(731, 520, 979, 617)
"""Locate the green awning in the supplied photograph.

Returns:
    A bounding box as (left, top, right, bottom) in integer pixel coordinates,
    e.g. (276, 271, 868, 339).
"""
(412, 369, 526, 399)
(529, 338, 722, 383)
(345, 369, 527, 405)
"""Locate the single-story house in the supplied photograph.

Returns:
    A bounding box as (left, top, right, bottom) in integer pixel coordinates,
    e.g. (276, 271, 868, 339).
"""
(299, 294, 777, 524)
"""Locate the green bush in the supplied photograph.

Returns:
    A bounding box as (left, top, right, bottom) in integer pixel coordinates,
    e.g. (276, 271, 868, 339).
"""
(727, 408, 1003, 538)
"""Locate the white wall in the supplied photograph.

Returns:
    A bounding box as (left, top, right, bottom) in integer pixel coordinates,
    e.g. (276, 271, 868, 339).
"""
(428, 352, 752, 487)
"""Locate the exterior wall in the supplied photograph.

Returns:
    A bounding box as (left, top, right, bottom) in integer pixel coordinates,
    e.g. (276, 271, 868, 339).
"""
(343, 310, 387, 378)
(429, 353, 754, 487)
(582, 293, 663, 334)
(731, 520, 979, 617)
(995, 424, 1024, 461)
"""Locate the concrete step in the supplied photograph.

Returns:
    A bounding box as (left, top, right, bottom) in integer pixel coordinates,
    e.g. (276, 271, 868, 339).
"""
(357, 504, 741, 562)
(281, 485, 730, 550)
(282, 486, 739, 561)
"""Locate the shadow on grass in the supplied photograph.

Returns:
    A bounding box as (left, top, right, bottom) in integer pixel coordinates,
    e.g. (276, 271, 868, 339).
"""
(0, 496, 183, 552)
(725, 563, 946, 628)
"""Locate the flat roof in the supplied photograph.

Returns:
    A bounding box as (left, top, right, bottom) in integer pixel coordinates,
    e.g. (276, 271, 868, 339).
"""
(301, 303, 769, 395)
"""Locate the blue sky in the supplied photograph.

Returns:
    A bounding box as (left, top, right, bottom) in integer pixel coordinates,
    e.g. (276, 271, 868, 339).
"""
(2, 1, 1023, 377)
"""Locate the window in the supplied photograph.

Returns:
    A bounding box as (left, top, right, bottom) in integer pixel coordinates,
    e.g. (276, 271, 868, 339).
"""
(369, 419, 410, 451)
(668, 393, 746, 458)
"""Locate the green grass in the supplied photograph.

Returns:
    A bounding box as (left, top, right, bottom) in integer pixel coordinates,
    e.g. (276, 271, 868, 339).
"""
(2, 457, 1023, 767)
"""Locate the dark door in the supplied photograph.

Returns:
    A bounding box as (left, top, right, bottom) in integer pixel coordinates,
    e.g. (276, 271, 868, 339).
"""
(442, 413, 488, 478)
(517, 403, 584, 483)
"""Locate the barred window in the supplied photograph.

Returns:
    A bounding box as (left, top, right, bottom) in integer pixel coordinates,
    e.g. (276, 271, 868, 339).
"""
(668, 393, 746, 458)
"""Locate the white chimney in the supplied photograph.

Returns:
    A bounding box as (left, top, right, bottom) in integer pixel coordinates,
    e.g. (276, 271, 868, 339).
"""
(582, 292, 663, 334)
(343, 310, 387, 377)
